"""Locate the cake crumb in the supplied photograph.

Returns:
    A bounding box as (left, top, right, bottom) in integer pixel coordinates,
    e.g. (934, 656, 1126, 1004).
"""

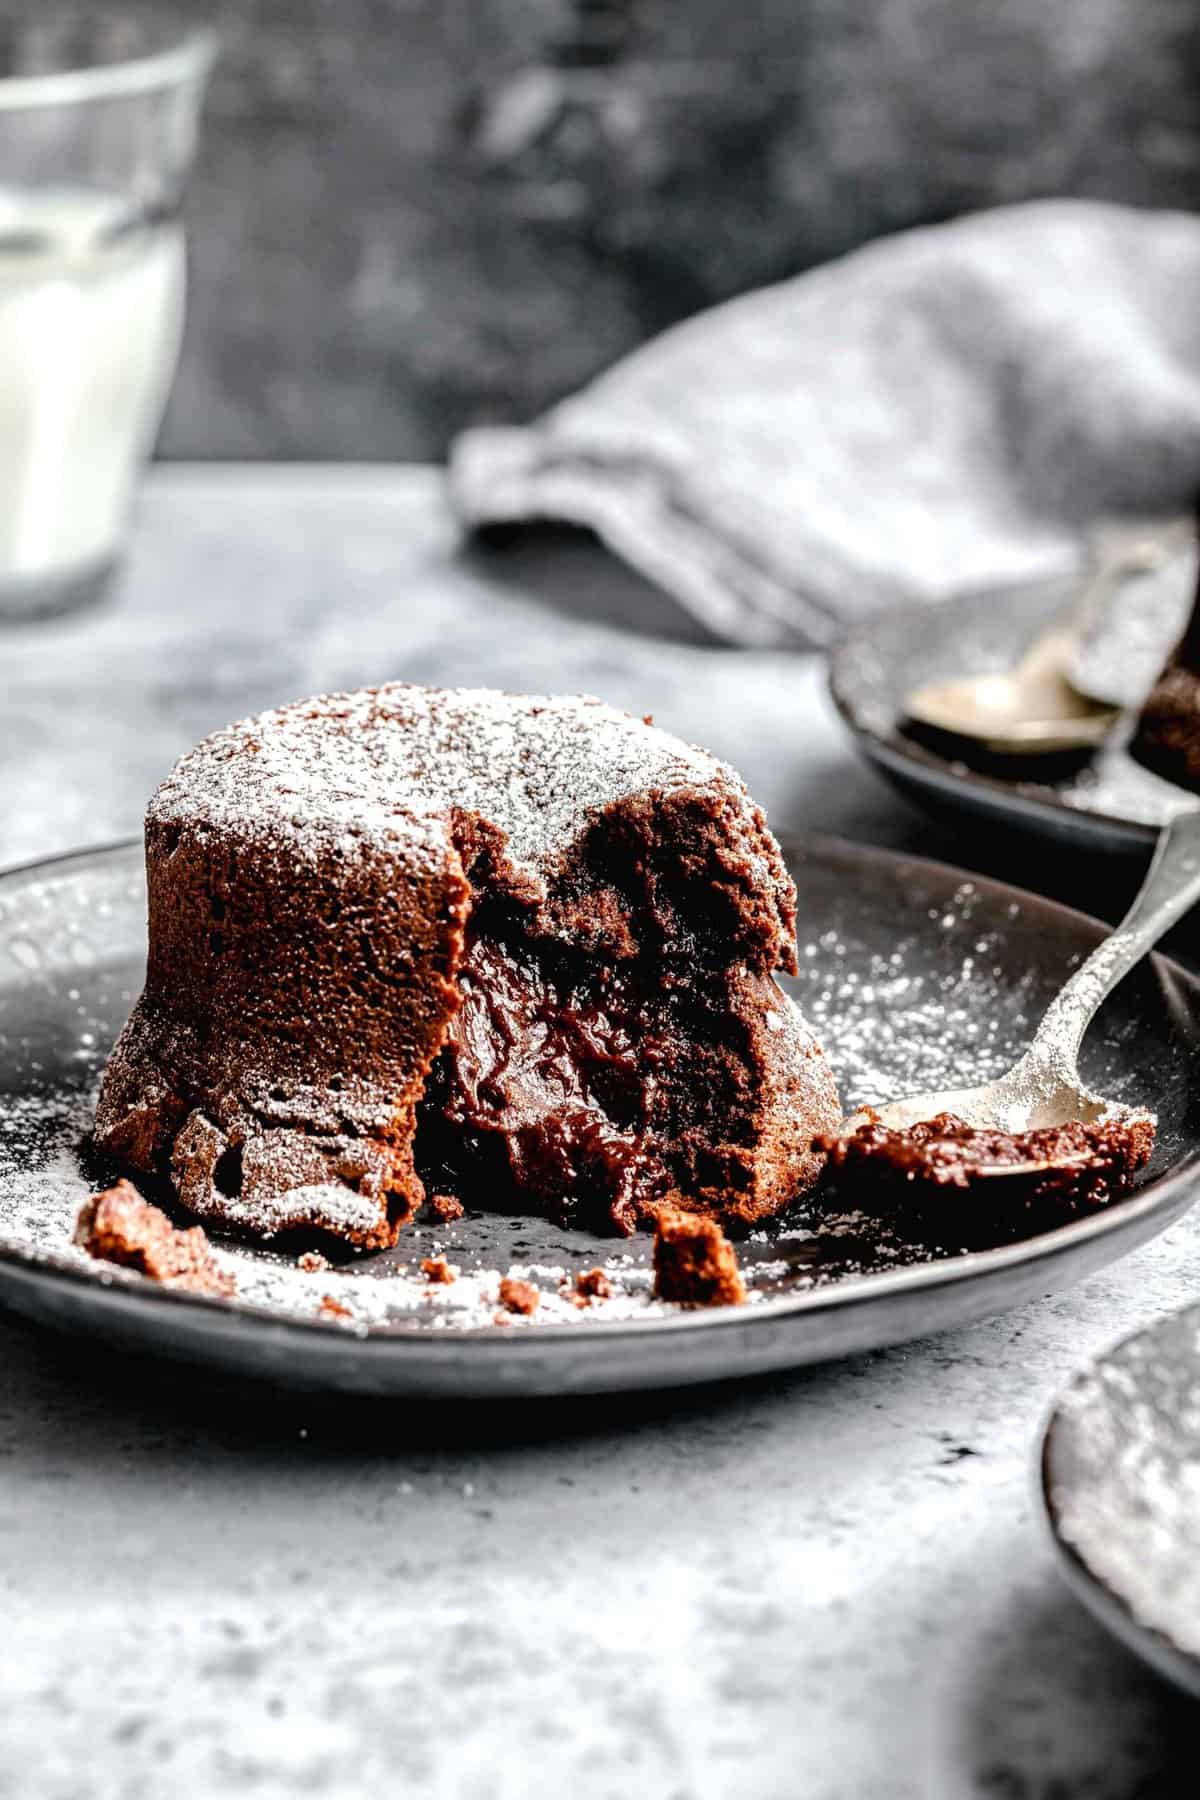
(652, 1207, 746, 1308)
(428, 1193, 465, 1223)
(497, 1276, 539, 1316)
(319, 1293, 353, 1320)
(421, 1254, 457, 1285)
(576, 1267, 612, 1300)
(76, 1179, 234, 1298)
(298, 1250, 329, 1273)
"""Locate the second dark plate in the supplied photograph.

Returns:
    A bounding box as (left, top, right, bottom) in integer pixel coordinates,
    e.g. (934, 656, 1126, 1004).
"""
(1043, 1301, 1200, 1699)
(829, 580, 1200, 858)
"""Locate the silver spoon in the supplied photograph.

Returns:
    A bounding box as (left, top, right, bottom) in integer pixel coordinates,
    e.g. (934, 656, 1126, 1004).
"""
(905, 532, 1183, 755)
(845, 809, 1200, 1173)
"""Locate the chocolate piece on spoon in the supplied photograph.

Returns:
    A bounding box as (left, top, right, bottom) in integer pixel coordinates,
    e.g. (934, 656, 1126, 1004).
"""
(819, 1109, 1153, 1244)
(820, 808, 1200, 1233)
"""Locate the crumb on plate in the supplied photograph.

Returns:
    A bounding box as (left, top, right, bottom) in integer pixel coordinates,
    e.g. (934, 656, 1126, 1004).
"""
(429, 1193, 465, 1223)
(421, 1254, 457, 1285)
(497, 1276, 539, 1316)
(652, 1207, 746, 1308)
(76, 1179, 234, 1298)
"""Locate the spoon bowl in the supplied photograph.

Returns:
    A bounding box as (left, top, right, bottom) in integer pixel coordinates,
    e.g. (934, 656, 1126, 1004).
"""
(907, 627, 1121, 754)
(905, 535, 1182, 756)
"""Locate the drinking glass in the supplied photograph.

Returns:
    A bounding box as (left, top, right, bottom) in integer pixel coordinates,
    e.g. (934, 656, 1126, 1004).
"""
(0, 13, 215, 618)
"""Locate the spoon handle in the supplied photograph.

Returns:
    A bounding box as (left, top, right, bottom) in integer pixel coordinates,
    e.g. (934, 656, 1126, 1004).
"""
(1009, 526, 1191, 695)
(1023, 809, 1200, 1081)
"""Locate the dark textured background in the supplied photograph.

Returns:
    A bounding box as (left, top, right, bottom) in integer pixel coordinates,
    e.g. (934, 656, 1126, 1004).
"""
(42, 2, 1200, 457)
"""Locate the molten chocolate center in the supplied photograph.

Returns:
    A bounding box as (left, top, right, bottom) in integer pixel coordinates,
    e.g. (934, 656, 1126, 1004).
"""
(415, 929, 672, 1233)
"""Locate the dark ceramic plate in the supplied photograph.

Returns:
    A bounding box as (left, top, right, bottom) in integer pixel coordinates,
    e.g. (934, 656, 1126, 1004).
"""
(1042, 1302, 1200, 1698)
(1, 836, 1199, 1397)
(829, 581, 1200, 859)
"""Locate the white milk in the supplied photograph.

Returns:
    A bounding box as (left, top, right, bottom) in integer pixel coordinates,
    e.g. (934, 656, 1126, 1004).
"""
(0, 187, 183, 589)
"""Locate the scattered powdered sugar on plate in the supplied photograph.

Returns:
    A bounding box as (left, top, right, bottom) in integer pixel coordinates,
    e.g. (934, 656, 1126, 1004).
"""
(0, 1080, 678, 1333)
(0, 867, 973, 1333)
(227, 1248, 667, 1333)
(795, 881, 1032, 1111)
(0, 1053, 943, 1334)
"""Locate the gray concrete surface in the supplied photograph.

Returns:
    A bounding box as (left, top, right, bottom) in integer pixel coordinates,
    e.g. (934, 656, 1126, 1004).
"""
(0, 467, 1195, 1797)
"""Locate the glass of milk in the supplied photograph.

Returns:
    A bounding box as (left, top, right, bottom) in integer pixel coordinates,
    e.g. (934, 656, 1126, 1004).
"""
(0, 15, 215, 618)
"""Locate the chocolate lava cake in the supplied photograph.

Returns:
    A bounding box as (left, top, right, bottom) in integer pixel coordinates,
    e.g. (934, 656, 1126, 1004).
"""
(93, 684, 839, 1248)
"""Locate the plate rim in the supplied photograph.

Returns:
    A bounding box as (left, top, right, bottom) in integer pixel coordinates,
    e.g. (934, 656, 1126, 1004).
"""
(2, 834, 1200, 1362)
(827, 590, 1161, 850)
(1039, 1309, 1200, 1698)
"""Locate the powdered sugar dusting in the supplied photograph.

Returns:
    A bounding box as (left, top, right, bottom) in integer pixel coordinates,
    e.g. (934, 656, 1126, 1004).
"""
(200, 1180, 386, 1239)
(152, 683, 746, 879)
(797, 881, 1032, 1110)
(0, 1065, 931, 1335)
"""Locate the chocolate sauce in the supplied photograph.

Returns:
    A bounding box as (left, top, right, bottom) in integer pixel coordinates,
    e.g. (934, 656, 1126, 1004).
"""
(416, 929, 671, 1233)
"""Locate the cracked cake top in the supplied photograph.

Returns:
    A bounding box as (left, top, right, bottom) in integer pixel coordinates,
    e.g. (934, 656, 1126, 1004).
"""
(150, 681, 792, 924)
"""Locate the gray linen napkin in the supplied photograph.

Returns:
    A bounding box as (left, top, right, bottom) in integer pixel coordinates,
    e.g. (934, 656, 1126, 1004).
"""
(449, 199, 1200, 649)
